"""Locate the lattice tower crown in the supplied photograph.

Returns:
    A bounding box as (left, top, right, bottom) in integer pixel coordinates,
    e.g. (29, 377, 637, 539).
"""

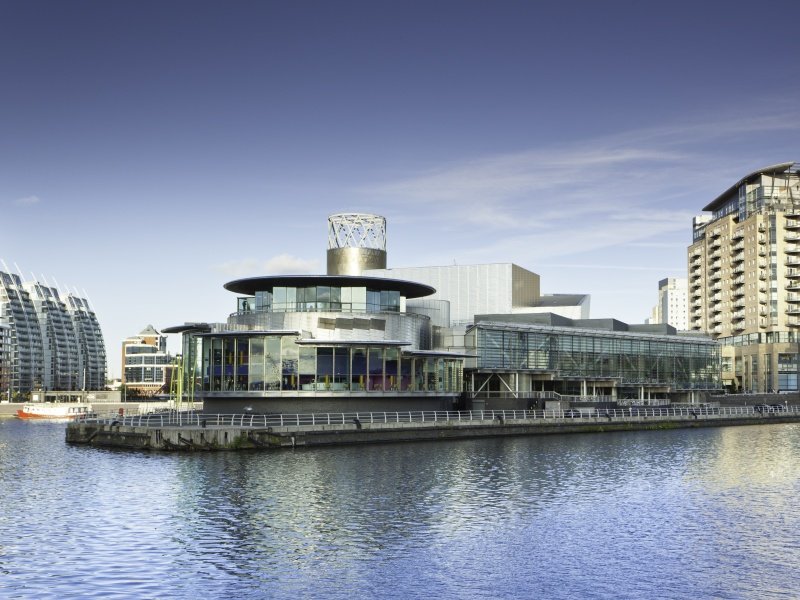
(327, 213, 386, 251)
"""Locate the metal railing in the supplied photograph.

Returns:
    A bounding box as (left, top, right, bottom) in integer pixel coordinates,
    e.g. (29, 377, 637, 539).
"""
(87, 404, 799, 429)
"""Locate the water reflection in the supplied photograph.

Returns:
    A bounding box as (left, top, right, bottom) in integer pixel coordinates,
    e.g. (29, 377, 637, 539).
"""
(2, 421, 800, 598)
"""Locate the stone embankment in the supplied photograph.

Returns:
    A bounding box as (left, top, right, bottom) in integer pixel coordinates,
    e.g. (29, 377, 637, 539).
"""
(65, 407, 800, 451)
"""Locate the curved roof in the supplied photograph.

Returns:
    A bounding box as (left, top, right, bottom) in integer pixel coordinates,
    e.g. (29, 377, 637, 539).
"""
(161, 323, 212, 334)
(223, 275, 435, 298)
(703, 161, 798, 212)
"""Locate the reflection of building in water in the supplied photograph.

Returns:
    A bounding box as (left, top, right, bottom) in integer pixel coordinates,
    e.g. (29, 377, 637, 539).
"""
(165, 213, 719, 414)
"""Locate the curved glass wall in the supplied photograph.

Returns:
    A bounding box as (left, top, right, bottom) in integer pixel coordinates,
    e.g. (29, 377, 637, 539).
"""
(198, 334, 462, 394)
(246, 286, 401, 314)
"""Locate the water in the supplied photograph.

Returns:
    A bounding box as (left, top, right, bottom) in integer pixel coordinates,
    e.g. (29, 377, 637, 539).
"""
(2, 421, 800, 599)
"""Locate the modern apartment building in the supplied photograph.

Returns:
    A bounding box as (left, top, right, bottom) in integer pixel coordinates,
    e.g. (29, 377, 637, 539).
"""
(0, 270, 106, 397)
(647, 278, 688, 330)
(0, 322, 10, 399)
(121, 325, 174, 396)
(688, 162, 800, 393)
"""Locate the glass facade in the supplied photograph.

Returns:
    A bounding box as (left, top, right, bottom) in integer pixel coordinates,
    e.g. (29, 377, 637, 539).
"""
(251, 286, 400, 314)
(198, 334, 462, 394)
(471, 325, 720, 390)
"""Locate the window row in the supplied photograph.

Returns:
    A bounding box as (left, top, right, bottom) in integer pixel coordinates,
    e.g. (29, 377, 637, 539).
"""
(239, 287, 401, 314)
(198, 335, 462, 394)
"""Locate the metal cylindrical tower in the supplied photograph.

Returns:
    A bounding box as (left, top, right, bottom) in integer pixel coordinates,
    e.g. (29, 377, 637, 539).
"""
(326, 213, 387, 275)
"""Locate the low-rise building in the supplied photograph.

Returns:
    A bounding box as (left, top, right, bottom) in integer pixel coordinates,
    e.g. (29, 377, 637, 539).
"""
(121, 325, 174, 397)
(165, 213, 720, 413)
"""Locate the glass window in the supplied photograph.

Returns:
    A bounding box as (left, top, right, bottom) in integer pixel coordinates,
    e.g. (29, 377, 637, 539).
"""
(273, 287, 286, 309)
(265, 337, 281, 390)
(385, 348, 399, 390)
(334, 348, 349, 389)
(299, 346, 315, 390)
(352, 287, 366, 312)
(316, 347, 333, 389)
(285, 287, 296, 311)
(351, 347, 367, 390)
(400, 356, 412, 391)
(368, 348, 383, 390)
(236, 338, 249, 390)
(281, 336, 298, 390)
(249, 338, 264, 391)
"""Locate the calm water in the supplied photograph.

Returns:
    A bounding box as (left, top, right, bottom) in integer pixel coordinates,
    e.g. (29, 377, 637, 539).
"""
(1, 421, 800, 599)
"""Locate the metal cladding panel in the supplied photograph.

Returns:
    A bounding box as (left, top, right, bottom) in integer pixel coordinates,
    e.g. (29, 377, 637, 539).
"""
(326, 247, 387, 275)
(406, 299, 451, 328)
(365, 264, 525, 324)
(228, 310, 431, 349)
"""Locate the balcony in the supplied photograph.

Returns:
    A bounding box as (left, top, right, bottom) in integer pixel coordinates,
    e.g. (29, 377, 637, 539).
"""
(787, 306, 800, 316)
(786, 233, 800, 243)
(732, 299, 745, 310)
(732, 264, 745, 274)
(709, 227, 722, 239)
(709, 270, 722, 282)
(785, 219, 800, 230)
(786, 256, 800, 267)
(758, 223, 766, 232)
(732, 229, 745, 240)
(732, 321, 746, 331)
(788, 268, 800, 279)
(788, 280, 800, 290)
(732, 310, 745, 321)
(787, 293, 800, 303)
(759, 270, 768, 280)
(786, 243, 800, 255)
(732, 287, 745, 298)
(788, 317, 800, 327)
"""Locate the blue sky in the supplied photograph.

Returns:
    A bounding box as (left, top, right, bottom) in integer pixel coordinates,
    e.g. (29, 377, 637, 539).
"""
(1, 0, 798, 377)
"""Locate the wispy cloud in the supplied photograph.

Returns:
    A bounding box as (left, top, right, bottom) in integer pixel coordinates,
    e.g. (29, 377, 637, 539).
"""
(213, 254, 319, 277)
(357, 105, 799, 260)
(14, 195, 40, 206)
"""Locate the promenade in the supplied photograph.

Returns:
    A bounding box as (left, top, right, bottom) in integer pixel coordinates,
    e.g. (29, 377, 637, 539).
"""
(66, 404, 800, 451)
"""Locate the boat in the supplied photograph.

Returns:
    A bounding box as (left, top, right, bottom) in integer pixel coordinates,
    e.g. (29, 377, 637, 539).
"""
(16, 402, 94, 421)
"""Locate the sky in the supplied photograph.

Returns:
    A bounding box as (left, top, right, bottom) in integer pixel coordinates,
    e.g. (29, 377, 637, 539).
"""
(1, 0, 799, 378)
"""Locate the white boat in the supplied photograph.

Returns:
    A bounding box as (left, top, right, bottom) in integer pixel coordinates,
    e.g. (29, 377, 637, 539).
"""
(16, 402, 94, 421)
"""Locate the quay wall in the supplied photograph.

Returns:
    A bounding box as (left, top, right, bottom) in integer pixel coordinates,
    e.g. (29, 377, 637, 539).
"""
(65, 411, 800, 452)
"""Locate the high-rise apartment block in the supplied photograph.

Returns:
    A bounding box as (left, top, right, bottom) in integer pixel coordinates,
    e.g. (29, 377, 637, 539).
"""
(647, 278, 688, 330)
(688, 162, 800, 393)
(0, 270, 106, 398)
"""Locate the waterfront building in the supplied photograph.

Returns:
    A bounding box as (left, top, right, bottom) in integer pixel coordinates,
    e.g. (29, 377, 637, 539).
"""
(646, 278, 688, 330)
(166, 213, 719, 413)
(23, 282, 81, 391)
(687, 162, 800, 392)
(449, 315, 718, 407)
(121, 325, 174, 397)
(0, 270, 106, 397)
(65, 294, 107, 391)
(0, 271, 44, 396)
(0, 322, 9, 399)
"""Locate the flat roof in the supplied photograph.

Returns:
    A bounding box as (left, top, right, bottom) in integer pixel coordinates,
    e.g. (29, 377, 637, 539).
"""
(223, 275, 435, 299)
(703, 162, 797, 212)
